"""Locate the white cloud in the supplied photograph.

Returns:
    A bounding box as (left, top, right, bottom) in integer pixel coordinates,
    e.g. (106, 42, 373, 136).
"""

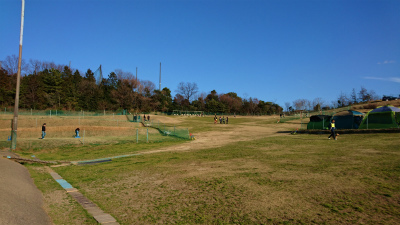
(364, 76, 400, 83)
(377, 60, 395, 65)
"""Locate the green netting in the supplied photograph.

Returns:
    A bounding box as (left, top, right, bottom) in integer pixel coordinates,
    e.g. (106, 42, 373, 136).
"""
(1, 109, 129, 117)
(142, 120, 190, 140)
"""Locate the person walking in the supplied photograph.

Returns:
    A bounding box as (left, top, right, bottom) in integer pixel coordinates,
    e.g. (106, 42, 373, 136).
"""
(41, 123, 46, 139)
(328, 119, 336, 140)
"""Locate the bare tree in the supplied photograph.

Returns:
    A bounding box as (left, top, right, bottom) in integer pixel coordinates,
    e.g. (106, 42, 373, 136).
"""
(312, 98, 324, 111)
(337, 92, 350, 107)
(138, 80, 155, 97)
(176, 82, 199, 101)
(115, 69, 134, 80)
(2, 55, 28, 75)
(293, 99, 307, 111)
(350, 88, 357, 104)
(284, 102, 290, 112)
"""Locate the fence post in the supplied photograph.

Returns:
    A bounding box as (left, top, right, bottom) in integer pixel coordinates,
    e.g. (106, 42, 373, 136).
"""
(136, 129, 138, 143)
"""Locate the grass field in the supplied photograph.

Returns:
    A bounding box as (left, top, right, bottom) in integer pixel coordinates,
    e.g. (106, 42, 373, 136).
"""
(0, 114, 188, 156)
(9, 114, 400, 224)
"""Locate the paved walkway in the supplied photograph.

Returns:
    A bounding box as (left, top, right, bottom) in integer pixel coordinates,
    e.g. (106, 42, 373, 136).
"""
(0, 154, 51, 225)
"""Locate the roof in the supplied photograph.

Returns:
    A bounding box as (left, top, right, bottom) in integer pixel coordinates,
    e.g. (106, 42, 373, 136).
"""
(334, 110, 364, 117)
(369, 106, 400, 113)
(309, 115, 331, 122)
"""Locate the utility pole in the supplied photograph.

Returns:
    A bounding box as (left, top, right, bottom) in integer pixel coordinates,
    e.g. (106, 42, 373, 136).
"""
(11, 0, 25, 150)
(136, 67, 138, 91)
(159, 62, 161, 91)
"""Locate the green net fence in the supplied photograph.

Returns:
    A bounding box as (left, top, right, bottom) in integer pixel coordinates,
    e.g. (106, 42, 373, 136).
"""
(141, 119, 190, 140)
(1, 109, 129, 116)
(0, 113, 190, 150)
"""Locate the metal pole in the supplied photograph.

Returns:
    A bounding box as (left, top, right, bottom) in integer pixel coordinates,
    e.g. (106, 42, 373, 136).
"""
(136, 67, 138, 91)
(11, 0, 25, 150)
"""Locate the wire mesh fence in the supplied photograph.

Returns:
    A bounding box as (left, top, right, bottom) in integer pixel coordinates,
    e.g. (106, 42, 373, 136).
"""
(0, 113, 190, 150)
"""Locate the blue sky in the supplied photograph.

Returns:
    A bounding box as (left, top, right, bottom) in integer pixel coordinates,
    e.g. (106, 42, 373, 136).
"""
(1, 0, 399, 108)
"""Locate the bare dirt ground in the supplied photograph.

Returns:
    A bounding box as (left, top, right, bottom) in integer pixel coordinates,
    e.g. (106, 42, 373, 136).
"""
(139, 115, 300, 155)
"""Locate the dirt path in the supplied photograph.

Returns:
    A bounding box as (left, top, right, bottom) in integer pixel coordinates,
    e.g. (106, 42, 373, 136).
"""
(140, 116, 301, 155)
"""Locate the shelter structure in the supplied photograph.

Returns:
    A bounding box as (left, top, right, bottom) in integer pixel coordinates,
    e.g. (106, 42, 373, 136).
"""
(307, 115, 332, 130)
(359, 106, 400, 129)
(332, 110, 364, 129)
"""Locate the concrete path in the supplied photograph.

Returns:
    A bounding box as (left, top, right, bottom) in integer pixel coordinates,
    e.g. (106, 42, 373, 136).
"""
(0, 156, 51, 225)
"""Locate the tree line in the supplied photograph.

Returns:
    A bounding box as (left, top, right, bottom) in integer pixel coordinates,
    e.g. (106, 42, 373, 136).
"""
(1, 55, 283, 115)
(288, 87, 381, 113)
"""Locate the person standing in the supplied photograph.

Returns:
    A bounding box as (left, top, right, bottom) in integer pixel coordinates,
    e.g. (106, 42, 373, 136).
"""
(75, 128, 80, 138)
(328, 119, 336, 140)
(41, 123, 46, 139)
(226, 117, 229, 124)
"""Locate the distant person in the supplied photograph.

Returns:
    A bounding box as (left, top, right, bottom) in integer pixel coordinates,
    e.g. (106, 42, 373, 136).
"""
(226, 117, 229, 124)
(143, 114, 146, 121)
(75, 128, 80, 138)
(219, 117, 222, 124)
(41, 123, 46, 139)
(214, 118, 217, 124)
(222, 116, 225, 124)
(328, 119, 336, 140)
(147, 115, 150, 121)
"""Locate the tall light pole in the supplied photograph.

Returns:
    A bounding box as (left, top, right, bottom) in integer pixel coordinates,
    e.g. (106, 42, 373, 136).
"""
(11, 0, 25, 150)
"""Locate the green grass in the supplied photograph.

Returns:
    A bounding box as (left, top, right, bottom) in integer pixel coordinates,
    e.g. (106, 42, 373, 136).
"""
(17, 137, 188, 161)
(48, 133, 400, 224)
(26, 165, 97, 225)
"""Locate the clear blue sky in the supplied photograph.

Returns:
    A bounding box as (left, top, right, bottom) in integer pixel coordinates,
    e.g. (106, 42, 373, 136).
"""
(1, 0, 399, 108)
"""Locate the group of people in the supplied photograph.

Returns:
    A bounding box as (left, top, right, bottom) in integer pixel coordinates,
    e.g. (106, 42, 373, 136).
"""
(40, 123, 81, 139)
(143, 114, 150, 121)
(214, 116, 228, 124)
(39, 116, 339, 140)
